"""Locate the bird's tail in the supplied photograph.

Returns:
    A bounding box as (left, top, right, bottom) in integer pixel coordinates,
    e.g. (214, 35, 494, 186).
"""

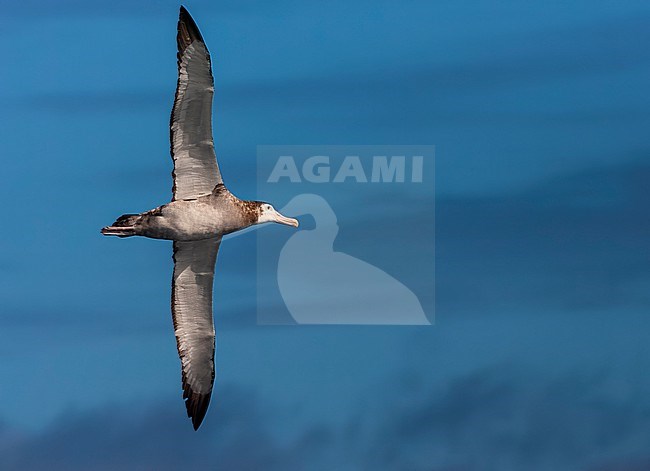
(101, 213, 141, 238)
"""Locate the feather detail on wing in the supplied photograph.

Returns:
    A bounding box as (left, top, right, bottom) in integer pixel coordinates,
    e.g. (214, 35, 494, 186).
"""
(171, 236, 221, 430)
(170, 6, 222, 201)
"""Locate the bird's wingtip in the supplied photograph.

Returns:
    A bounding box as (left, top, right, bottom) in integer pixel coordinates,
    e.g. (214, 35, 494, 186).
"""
(177, 4, 205, 50)
(183, 386, 212, 431)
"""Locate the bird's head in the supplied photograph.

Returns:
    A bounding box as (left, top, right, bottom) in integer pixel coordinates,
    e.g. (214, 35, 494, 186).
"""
(255, 202, 299, 228)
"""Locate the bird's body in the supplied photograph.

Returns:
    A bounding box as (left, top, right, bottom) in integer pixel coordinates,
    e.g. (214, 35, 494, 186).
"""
(103, 185, 260, 241)
(101, 6, 297, 430)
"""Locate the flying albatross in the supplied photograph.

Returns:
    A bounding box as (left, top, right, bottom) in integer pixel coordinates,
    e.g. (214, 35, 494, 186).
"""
(101, 6, 298, 430)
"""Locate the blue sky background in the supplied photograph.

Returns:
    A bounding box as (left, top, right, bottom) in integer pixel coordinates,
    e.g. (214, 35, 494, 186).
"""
(1, 0, 650, 469)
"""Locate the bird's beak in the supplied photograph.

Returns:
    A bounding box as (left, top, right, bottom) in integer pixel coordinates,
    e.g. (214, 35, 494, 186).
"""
(274, 210, 299, 227)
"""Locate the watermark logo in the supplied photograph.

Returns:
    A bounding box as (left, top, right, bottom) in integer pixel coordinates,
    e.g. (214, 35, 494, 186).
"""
(256, 145, 435, 325)
(267, 155, 424, 183)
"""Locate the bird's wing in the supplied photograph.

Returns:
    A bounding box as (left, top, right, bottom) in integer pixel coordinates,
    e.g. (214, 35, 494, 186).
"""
(170, 6, 222, 201)
(171, 237, 221, 430)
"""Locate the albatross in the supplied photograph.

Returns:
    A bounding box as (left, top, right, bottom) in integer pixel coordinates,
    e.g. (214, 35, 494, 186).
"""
(101, 6, 298, 430)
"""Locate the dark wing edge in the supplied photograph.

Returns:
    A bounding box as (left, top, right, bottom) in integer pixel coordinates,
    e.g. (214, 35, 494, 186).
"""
(177, 5, 206, 58)
(171, 237, 221, 430)
(170, 6, 222, 201)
